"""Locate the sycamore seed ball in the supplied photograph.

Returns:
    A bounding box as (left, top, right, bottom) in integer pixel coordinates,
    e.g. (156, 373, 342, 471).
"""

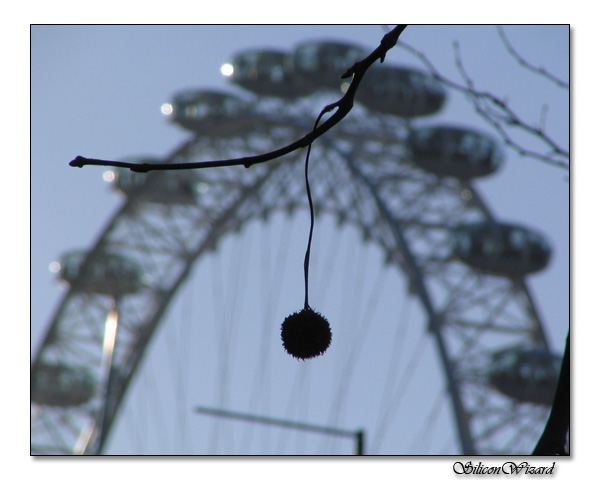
(281, 307, 332, 360)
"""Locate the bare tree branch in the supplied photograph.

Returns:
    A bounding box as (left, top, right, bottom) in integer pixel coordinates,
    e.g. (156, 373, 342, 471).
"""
(532, 332, 570, 455)
(497, 25, 569, 90)
(396, 30, 569, 171)
(452, 41, 569, 171)
(70, 25, 408, 173)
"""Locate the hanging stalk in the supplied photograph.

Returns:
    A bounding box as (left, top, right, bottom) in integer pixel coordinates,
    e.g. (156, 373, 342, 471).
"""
(281, 112, 332, 360)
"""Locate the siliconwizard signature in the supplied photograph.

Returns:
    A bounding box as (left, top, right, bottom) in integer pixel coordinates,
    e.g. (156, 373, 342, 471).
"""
(453, 461, 556, 474)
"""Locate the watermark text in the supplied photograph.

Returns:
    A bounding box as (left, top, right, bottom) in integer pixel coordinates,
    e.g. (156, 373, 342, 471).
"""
(453, 461, 556, 475)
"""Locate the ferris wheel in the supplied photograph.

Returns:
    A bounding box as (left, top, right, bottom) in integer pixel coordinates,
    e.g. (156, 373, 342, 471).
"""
(31, 39, 560, 455)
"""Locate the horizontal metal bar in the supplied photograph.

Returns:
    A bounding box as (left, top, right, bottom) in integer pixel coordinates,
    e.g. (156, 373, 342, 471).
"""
(194, 405, 359, 438)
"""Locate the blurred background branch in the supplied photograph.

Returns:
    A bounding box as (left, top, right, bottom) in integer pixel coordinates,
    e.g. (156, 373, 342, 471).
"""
(396, 27, 569, 172)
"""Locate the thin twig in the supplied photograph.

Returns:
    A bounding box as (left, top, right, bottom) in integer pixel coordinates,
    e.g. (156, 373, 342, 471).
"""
(395, 37, 568, 171)
(496, 25, 569, 90)
(70, 25, 408, 173)
(452, 41, 569, 170)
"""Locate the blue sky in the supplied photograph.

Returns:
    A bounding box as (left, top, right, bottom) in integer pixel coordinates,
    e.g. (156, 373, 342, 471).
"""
(31, 25, 570, 461)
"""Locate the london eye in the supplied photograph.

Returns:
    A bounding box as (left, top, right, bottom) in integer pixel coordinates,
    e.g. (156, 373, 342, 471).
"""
(31, 26, 569, 455)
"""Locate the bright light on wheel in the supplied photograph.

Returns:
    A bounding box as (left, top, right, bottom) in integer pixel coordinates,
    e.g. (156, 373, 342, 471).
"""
(220, 63, 234, 77)
(102, 170, 116, 183)
(48, 261, 61, 273)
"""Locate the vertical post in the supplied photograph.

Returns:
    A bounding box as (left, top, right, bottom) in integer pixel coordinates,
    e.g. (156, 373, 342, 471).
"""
(356, 430, 365, 455)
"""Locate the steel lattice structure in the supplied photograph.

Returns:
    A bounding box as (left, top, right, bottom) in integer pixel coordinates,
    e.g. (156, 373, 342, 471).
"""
(32, 43, 557, 455)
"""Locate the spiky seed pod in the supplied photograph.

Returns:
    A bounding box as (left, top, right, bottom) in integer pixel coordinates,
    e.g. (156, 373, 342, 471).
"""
(281, 307, 332, 360)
